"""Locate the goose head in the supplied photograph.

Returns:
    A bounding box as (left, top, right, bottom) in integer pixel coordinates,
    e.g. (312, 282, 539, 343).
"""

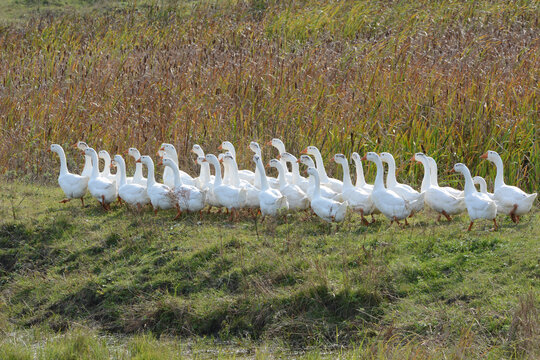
(74, 141, 89, 151)
(191, 144, 205, 157)
(411, 152, 425, 163)
(299, 154, 315, 167)
(379, 152, 394, 164)
(301, 145, 318, 155)
(362, 152, 380, 163)
(280, 152, 296, 163)
(452, 163, 470, 176)
(306, 167, 319, 179)
(222, 153, 235, 165)
(268, 158, 281, 170)
(195, 156, 205, 165)
(98, 150, 111, 162)
(267, 138, 285, 151)
(161, 157, 176, 169)
(480, 150, 500, 163)
(49, 144, 63, 154)
(332, 153, 347, 165)
(249, 142, 261, 155)
(203, 154, 220, 167)
(159, 143, 176, 157)
(218, 141, 234, 153)
(127, 148, 141, 160)
(252, 154, 262, 165)
(136, 155, 153, 167)
(113, 155, 124, 166)
(84, 148, 97, 157)
(351, 152, 362, 163)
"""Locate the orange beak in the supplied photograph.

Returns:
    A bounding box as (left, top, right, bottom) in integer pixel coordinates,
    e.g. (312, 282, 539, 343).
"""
(296, 159, 300, 163)
(480, 152, 488, 159)
(190, 149, 196, 153)
(157, 159, 163, 166)
(450, 168, 456, 173)
(266, 140, 273, 146)
(125, 149, 129, 155)
(72, 143, 78, 148)
(265, 163, 270, 168)
(136, 159, 141, 163)
(303, 170, 308, 175)
(218, 145, 223, 150)
(301, 148, 308, 154)
(361, 155, 367, 161)
(110, 163, 114, 169)
(202, 159, 207, 163)
(277, 155, 281, 159)
(410, 155, 415, 162)
(330, 157, 335, 162)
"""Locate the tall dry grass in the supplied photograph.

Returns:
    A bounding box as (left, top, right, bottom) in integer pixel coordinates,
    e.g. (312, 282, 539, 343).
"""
(0, 0, 537, 191)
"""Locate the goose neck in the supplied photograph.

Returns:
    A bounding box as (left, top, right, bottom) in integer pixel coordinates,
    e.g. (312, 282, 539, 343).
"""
(493, 156, 505, 189)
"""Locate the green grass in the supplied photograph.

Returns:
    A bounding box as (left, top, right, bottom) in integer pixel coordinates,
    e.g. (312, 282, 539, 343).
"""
(1, 181, 538, 358)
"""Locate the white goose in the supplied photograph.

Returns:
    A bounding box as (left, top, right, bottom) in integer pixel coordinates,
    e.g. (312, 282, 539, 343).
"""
(127, 148, 147, 186)
(363, 152, 411, 224)
(137, 155, 175, 214)
(191, 144, 214, 189)
(49, 144, 89, 207)
(351, 152, 374, 193)
(453, 163, 498, 231)
(301, 146, 343, 193)
(85, 148, 117, 210)
(253, 155, 289, 217)
(204, 154, 247, 219)
(413, 153, 465, 220)
(112, 155, 149, 211)
(380, 152, 424, 214)
(427, 156, 464, 197)
(332, 154, 374, 224)
(98, 150, 117, 184)
(481, 150, 537, 223)
(219, 141, 255, 184)
(158, 143, 196, 187)
(472, 176, 495, 201)
(195, 155, 220, 209)
(299, 155, 340, 201)
(250, 142, 279, 189)
(267, 138, 293, 183)
(222, 154, 260, 209)
(161, 157, 206, 217)
(279, 152, 310, 193)
(73, 141, 93, 177)
(306, 167, 347, 223)
(269, 159, 309, 211)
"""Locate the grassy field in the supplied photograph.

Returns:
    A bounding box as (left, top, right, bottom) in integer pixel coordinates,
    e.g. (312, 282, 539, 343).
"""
(0, 182, 539, 358)
(1, 0, 539, 358)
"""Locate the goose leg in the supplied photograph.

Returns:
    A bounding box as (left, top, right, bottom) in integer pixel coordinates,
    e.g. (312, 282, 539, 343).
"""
(404, 218, 409, 226)
(370, 214, 376, 224)
(80, 197, 85, 207)
(153, 208, 158, 215)
(491, 219, 498, 231)
(100, 195, 108, 211)
(441, 210, 452, 221)
(467, 221, 474, 231)
(509, 204, 518, 223)
(174, 206, 182, 220)
(436, 214, 442, 222)
(117, 196, 123, 205)
(360, 210, 369, 226)
(59, 199, 71, 203)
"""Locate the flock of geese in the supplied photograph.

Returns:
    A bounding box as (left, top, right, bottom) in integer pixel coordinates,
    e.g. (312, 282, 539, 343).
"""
(48, 140, 537, 231)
